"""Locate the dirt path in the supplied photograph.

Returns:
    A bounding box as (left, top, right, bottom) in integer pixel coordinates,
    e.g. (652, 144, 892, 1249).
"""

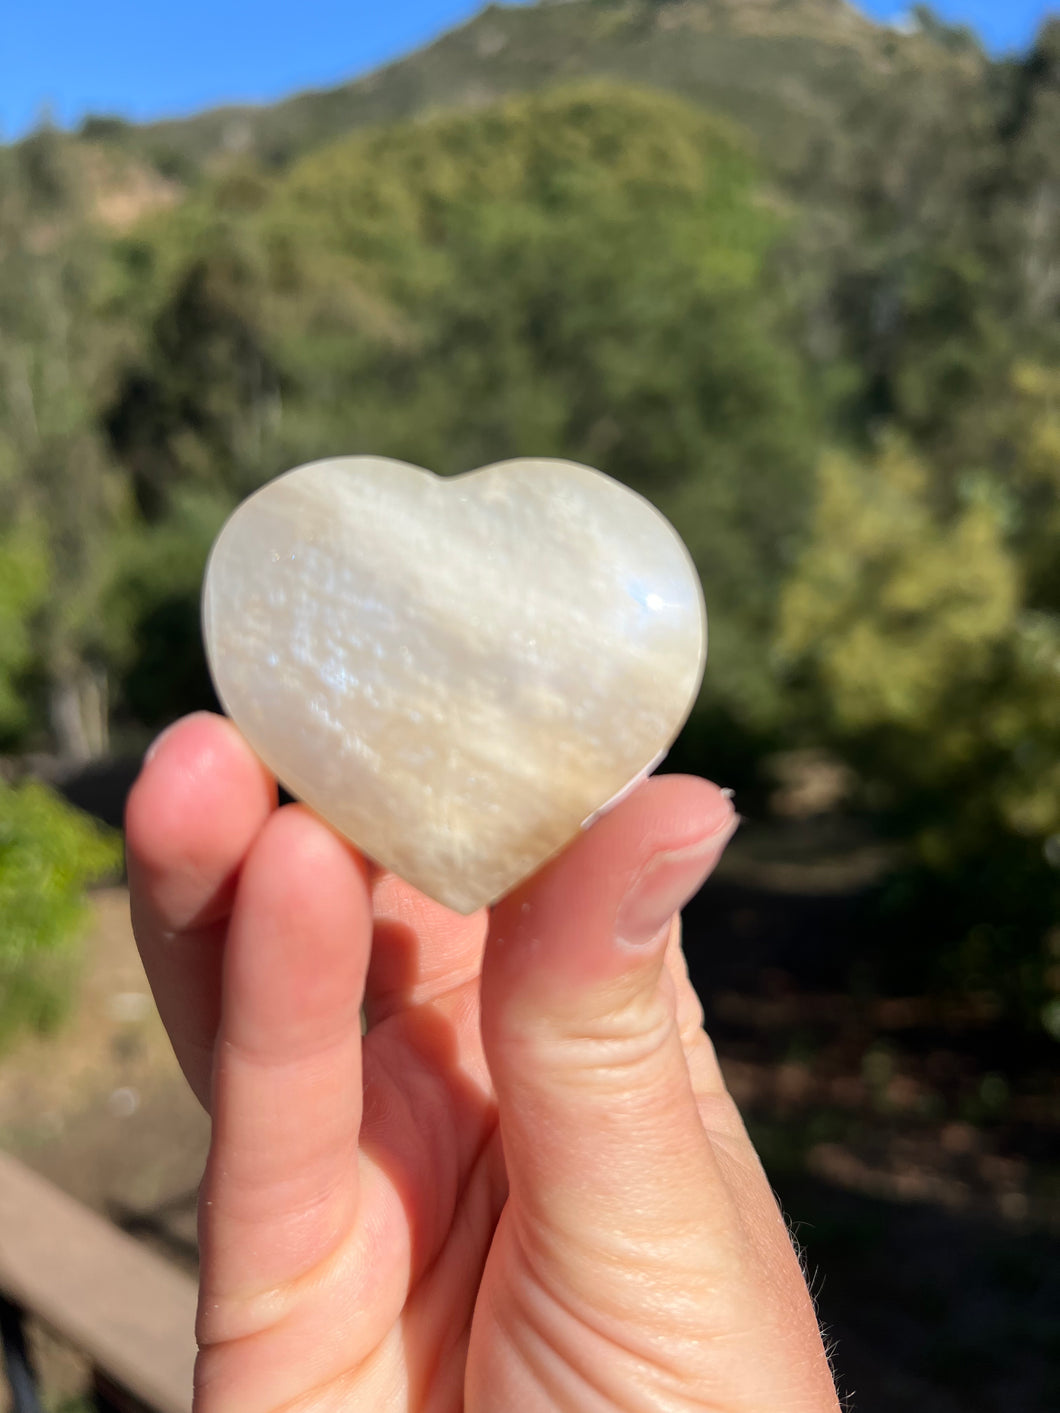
(0, 889, 207, 1410)
(0, 889, 209, 1228)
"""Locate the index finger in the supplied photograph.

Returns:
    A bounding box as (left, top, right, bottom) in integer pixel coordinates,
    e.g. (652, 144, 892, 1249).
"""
(125, 712, 277, 1106)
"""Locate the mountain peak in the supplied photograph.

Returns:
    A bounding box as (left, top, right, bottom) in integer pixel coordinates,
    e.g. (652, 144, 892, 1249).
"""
(69, 0, 982, 189)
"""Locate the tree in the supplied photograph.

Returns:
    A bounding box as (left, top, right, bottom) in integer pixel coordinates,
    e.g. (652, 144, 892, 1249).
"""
(992, 18, 1060, 331)
(0, 519, 48, 744)
(0, 137, 129, 760)
(0, 779, 121, 1049)
(105, 243, 282, 519)
(266, 85, 819, 727)
(778, 438, 1060, 1025)
(101, 85, 819, 736)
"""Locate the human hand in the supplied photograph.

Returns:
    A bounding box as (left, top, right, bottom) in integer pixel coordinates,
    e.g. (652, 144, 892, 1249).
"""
(126, 712, 839, 1412)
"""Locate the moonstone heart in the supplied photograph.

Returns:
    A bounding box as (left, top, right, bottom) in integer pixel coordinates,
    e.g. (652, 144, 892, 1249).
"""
(202, 457, 706, 913)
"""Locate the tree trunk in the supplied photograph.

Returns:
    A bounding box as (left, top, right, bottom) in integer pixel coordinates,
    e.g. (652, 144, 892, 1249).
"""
(49, 665, 109, 765)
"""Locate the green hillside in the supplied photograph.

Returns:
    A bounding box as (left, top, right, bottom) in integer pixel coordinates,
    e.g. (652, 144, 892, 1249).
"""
(86, 0, 984, 181)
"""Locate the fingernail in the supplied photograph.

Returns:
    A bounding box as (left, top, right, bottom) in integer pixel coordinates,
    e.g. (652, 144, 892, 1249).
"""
(144, 712, 211, 764)
(144, 722, 179, 765)
(615, 814, 737, 948)
(144, 706, 220, 763)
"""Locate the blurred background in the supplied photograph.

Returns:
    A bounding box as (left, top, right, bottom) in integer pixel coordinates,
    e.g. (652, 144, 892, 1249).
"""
(1, 1, 1058, 1408)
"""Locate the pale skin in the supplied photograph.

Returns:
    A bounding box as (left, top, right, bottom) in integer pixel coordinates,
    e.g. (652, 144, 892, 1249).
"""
(126, 712, 841, 1413)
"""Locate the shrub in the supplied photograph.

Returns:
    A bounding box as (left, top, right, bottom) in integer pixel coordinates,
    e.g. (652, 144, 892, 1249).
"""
(0, 780, 121, 1048)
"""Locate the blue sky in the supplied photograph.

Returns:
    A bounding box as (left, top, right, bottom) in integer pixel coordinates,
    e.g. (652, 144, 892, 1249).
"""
(1, 1, 1054, 139)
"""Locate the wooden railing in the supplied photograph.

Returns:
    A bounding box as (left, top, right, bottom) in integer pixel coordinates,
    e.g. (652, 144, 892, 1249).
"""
(0, 1152, 196, 1413)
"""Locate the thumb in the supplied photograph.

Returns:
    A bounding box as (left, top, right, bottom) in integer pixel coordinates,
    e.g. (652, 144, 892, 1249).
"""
(480, 774, 739, 1265)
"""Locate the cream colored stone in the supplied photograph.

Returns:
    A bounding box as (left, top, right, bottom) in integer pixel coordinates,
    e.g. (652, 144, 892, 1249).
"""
(202, 457, 706, 913)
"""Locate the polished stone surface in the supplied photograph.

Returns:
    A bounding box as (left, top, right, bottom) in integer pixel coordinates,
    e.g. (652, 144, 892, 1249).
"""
(202, 457, 706, 913)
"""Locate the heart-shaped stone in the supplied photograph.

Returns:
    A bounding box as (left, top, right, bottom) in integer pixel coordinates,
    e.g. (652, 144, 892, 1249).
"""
(202, 457, 706, 913)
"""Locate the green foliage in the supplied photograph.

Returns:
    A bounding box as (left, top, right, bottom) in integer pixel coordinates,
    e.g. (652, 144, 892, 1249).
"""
(0, 133, 131, 756)
(1, 1, 1060, 1029)
(0, 780, 121, 1048)
(78, 114, 133, 142)
(105, 245, 280, 517)
(106, 86, 814, 726)
(778, 440, 1018, 740)
(778, 439, 1060, 1022)
(0, 520, 49, 742)
(102, 487, 232, 723)
(909, 4, 981, 54)
(778, 437, 1060, 854)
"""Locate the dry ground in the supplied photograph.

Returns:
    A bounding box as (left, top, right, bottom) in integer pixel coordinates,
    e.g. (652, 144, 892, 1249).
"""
(0, 889, 207, 1410)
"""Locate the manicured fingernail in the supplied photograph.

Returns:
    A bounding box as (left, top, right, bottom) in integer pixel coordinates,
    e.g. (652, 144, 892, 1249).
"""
(615, 814, 737, 948)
